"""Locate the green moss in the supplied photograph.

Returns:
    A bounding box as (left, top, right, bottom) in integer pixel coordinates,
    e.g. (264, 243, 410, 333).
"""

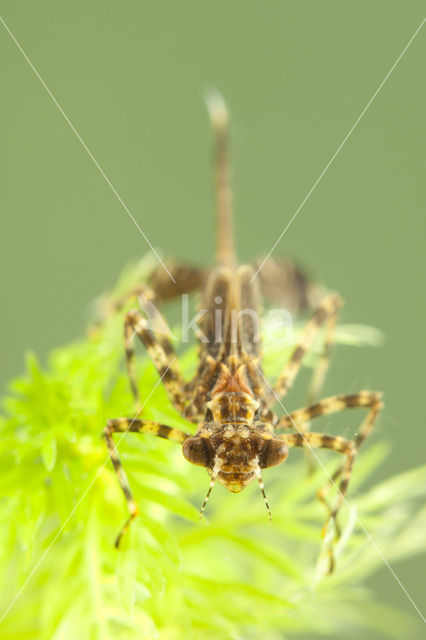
(0, 259, 424, 639)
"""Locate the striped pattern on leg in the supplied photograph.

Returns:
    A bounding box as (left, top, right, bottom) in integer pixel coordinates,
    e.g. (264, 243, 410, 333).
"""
(275, 391, 382, 506)
(280, 431, 356, 516)
(280, 430, 356, 573)
(125, 309, 186, 412)
(104, 418, 191, 547)
(315, 391, 383, 518)
(270, 293, 341, 404)
(299, 305, 340, 473)
(306, 307, 338, 405)
(276, 391, 383, 571)
(275, 391, 382, 431)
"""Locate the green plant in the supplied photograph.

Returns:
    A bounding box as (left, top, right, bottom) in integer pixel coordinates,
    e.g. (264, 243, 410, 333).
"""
(0, 258, 425, 640)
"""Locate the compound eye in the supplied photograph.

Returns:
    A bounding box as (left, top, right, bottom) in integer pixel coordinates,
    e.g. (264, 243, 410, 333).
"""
(182, 437, 212, 468)
(259, 438, 288, 469)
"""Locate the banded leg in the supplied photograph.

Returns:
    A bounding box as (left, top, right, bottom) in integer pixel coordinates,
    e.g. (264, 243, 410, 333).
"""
(104, 418, 190, 547)
(306, 303, 339, 407)
(301, 302, 340, 471)
(276, 391, 383, 449)
(276, 391, 383, 552)
(315, 392, 382, 518)
(280, 430, 356, 572)
(268, 293, 342, 406)
(124, 309, 186, 413)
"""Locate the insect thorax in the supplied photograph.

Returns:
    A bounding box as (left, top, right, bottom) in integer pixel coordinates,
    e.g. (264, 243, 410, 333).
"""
(182, 360, 288, 492)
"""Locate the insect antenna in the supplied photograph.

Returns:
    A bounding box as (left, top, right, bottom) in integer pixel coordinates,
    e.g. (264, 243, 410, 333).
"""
(198, 468, 219, 520)
(255, 467, 272, 521)
(199, 463, 221, 520)
(205, 90, 236, 270)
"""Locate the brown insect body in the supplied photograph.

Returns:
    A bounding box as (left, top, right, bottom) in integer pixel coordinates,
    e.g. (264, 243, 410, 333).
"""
(104, 92, 382, 571)
(183, 266, 288, 496)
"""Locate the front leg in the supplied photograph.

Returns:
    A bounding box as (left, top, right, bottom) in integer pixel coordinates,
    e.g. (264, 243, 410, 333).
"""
(276, 391, 383, 451)
(104, 418, 191, 547)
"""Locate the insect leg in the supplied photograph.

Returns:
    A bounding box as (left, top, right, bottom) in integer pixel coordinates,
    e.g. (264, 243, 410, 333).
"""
(104, 418, 190, 547)
(93, 262, 207, 328)
(147, 260, 207, 301)
(306, 302, 340, 406)
(124, 309, 186, 413)
(276, 391, 383, 570)
(253, 256, 322, 312)
(267, 293, 342, 406)
(280, 429, 356, 572)
(301, 300, 340, 471)
(275, 391, 383, 448)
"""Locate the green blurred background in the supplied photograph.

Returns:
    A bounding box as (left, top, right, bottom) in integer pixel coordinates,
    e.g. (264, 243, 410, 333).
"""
(1, 1, 425, 636)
